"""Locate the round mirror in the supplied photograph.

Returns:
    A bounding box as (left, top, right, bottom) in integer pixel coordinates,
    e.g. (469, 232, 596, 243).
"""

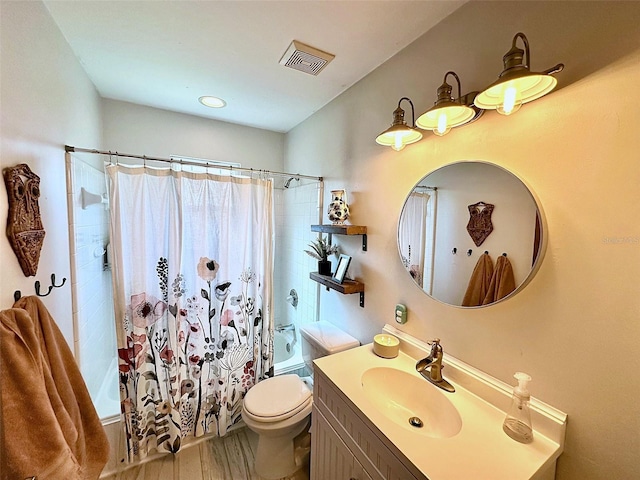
(397, 161, 545, 307)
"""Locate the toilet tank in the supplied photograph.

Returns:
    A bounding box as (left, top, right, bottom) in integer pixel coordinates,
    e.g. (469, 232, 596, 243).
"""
(300, 321, 360, 373)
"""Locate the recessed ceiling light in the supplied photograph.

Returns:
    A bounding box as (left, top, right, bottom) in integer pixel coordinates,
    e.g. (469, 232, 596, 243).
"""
(199, 96, 226, 108)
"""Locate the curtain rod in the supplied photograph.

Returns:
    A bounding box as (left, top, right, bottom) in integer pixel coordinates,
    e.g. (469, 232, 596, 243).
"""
(65, 145, 323, 182)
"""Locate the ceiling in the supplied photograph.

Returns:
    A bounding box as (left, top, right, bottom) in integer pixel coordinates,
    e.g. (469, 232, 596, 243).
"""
(44, 1, 466, 133)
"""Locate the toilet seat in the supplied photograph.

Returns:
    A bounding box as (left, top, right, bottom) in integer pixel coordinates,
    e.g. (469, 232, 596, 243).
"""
(243, 374, 312, 423)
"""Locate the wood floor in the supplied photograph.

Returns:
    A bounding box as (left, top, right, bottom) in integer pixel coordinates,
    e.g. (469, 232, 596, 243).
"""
(101, 427, 309, 480)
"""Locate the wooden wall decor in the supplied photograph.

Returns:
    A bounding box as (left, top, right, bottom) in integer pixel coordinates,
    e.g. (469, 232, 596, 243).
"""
(3, 163, 46, 276)
(466, 201, 494, 247)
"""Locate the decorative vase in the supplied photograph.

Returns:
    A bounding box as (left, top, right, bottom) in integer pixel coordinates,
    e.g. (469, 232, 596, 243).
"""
(328, 189, 350, 225)
(318, 260, 332, 276)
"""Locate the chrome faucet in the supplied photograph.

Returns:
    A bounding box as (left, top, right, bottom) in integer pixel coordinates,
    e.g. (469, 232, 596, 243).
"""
(415, 338, 455, 393)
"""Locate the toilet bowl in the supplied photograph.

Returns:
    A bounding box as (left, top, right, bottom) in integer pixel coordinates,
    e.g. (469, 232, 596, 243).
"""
(242, 321, 359, 479)
(242, 374, 312, 479)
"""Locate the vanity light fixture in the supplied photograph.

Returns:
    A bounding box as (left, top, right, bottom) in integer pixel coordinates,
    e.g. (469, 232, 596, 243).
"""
(198, 96, 227, 108)
(375, 97, 423, 151)
(416, 71, 479, 136)
(475, 32, 564, 116)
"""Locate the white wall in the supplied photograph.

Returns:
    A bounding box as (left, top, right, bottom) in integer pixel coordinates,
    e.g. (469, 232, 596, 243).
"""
(285, 2, 640, 479)
(102, 99, 284, 171)
(0, 0, 103, 345)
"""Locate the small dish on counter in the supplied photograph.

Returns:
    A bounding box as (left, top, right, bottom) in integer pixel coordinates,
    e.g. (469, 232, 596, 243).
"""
(373, 333, 400, 358)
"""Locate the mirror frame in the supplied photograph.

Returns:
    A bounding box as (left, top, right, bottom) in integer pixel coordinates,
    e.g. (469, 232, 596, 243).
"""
(397, 160, 547, 308)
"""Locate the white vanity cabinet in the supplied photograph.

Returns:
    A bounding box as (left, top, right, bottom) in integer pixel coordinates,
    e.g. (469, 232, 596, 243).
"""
(311, 368, 425, 480)
(310, 330, 567, 480)
(311, 410, 372, 480)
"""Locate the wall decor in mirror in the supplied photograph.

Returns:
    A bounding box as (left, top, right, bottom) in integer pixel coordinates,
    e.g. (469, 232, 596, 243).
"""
(397, 161, 545, 307)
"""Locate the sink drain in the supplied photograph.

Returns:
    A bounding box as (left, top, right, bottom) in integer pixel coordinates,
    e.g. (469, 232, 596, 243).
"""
(408, 416, 423, 428)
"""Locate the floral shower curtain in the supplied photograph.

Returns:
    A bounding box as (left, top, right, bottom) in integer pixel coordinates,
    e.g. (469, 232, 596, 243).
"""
(107, 164, 274, 462)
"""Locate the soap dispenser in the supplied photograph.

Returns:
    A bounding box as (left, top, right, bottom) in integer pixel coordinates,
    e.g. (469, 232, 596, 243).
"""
(502, 372, 533, 443)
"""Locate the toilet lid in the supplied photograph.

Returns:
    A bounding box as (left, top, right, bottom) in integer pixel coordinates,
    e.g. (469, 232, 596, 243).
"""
(244, 374, 311, 419)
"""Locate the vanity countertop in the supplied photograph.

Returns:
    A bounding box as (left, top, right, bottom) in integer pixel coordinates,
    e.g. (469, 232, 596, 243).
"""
(314, 342, 565, 480)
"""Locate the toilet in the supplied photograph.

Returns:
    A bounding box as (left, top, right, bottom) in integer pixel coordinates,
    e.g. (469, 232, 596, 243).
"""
(242, 320, 359, 479)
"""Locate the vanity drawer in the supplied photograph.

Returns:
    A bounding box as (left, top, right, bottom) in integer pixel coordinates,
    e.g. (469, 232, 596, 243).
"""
(313, 368, 425, 480)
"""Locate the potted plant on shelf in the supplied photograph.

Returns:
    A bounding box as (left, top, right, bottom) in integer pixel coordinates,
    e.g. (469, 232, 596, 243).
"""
(305, 236, 338, 276)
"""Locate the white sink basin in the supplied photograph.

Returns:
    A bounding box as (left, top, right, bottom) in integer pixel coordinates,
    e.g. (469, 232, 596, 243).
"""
(361, 367, 462, 438)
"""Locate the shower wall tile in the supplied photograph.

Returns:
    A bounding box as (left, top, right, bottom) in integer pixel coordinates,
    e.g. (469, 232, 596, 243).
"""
(273, 189, 285, 327)
(279, 182, 320, 330)
(276, 182, 319, 329)
(68, 154, 116, 409)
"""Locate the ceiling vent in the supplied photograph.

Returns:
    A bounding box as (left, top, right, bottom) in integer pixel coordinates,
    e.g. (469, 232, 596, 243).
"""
(279, 40, 335, 76)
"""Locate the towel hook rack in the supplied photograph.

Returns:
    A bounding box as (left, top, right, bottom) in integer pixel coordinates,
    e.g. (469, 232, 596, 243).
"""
(14, 273, 67, 301)
(35, 273, 66, 297)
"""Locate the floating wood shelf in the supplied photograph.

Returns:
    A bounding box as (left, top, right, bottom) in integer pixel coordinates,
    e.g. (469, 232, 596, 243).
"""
(309, 272, 365, 307)
(311, 224, 367, 251)
(311, 224, 367, 235)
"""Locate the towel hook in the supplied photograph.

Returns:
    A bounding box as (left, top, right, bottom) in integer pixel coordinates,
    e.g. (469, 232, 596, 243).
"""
(467, 249, 473, 256)
(452, 247, 457, 254)
(35, 273, 67, 297)
(35, 280, 53, 297)
(51, 273, 66, 288)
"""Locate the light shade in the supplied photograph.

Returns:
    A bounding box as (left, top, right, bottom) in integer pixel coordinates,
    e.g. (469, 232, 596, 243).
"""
(376, 98, 423, 151)
(416, 71, 475, 136)
(475, 32, 564, 115)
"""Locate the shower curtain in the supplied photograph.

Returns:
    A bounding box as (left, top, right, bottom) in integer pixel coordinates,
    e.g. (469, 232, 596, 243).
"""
(107, 164, 274, 461)
(398, 190, 437, 294)
(399, 192, 430, 288)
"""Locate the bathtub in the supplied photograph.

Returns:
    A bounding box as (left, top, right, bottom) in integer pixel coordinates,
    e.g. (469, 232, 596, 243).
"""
(94, 358, 120, 421)
(273, 329, 304, 375)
